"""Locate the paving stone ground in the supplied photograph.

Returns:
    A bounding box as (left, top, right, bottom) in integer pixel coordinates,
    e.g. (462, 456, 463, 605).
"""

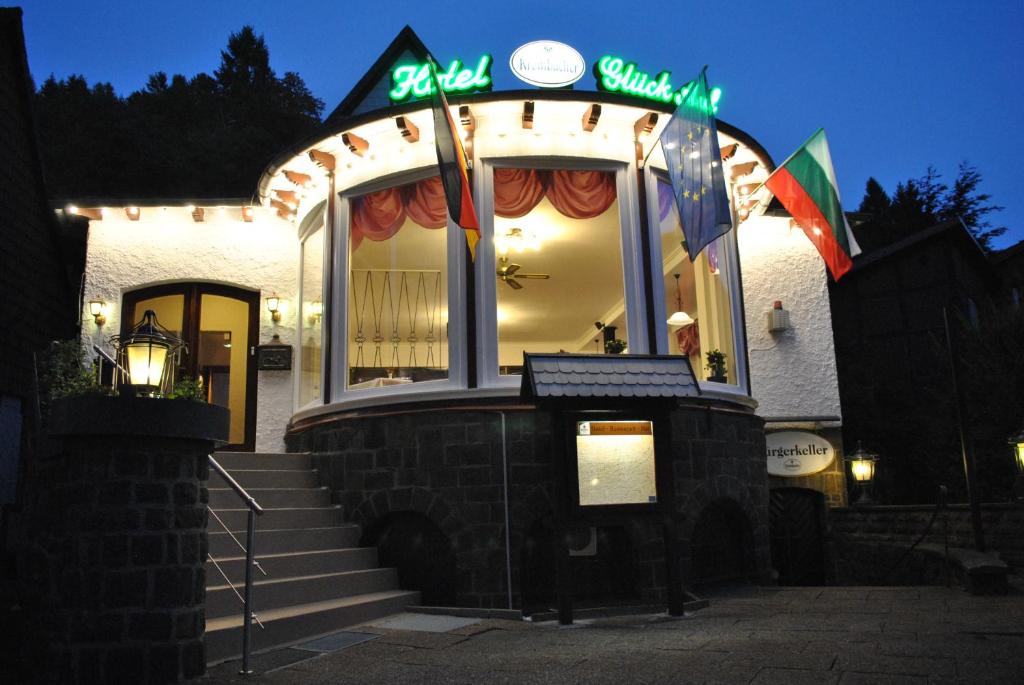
(202, 585, 1024, 684)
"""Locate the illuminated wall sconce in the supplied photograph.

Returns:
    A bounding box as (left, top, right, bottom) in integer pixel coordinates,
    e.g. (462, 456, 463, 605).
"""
(1007, 425, 1024, 500)
(265, 294, 282, 323)
(308, 300, 323, 324)
(125, 206, 141, 221)
(845, 441, 879, 505)
(241, 206, 255, 222)
(89, 300, 107, 326)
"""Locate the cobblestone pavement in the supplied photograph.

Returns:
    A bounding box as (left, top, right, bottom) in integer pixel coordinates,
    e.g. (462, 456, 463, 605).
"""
(202, 585, 1024, 684)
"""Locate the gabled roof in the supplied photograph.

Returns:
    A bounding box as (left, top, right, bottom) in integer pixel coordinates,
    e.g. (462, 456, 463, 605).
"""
(846, 219, 987, 274)
(323, 25, 431, 126)
(521, 353, 700, 400)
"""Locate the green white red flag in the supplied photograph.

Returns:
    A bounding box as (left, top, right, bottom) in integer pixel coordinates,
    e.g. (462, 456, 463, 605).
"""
(764, 129, 861, 280)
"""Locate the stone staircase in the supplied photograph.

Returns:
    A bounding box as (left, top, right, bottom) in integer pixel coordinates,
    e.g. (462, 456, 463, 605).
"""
(204, 451, 419, 664)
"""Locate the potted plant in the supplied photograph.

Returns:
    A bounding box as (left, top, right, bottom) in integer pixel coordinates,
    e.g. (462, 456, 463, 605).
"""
(705, 349, 727, 383)
(604, 338, 628, 355)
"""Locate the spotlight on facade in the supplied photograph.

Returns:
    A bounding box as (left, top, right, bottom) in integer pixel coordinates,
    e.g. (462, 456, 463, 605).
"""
(242, 206, 255, 222)
(845, 441, 878, 505)
(110, 309, 184, 398)
(125, 206, 141, 221)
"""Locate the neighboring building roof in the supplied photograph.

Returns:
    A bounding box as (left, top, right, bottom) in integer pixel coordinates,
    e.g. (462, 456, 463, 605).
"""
(846, 219, 989, 275)
(521, 353, 700, 400)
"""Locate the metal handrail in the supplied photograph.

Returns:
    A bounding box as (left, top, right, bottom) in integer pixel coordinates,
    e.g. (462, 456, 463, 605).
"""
(208, 454, 264, 676)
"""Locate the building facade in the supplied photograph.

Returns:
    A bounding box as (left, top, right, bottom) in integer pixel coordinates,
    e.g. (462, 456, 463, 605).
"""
(71, 30, 850, 607)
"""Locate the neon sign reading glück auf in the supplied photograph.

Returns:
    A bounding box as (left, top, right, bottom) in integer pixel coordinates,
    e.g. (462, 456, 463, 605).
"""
(593, 55, 722, 111)
(389, 55, 493, 103)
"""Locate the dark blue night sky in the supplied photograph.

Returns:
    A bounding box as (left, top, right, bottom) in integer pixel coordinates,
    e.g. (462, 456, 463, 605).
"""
(19, 0, 1024, 248)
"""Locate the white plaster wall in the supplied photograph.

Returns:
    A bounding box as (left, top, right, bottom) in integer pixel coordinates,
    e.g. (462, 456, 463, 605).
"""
(737, 214, 842, 422)
(80, 206, 300, 452)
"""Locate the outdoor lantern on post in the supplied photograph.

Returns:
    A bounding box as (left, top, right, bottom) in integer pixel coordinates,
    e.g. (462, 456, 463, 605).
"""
(110, 309, 185, 398)
(845, 441, 879, 505)
(1007, 425, 1024, 501)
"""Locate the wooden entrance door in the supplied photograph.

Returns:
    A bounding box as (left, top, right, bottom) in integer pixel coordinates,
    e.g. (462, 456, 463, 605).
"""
(122, 283, 259, 451)
(769, 487, 826, 585)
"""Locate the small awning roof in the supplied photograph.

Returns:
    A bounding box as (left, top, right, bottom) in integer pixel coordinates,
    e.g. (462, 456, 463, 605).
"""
(520, 353, 700, 400)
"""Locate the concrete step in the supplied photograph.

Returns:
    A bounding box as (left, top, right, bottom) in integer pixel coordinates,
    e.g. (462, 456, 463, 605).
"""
(211, 468, 319, 489)
(210, 506, 344, 532)
(207, 547, 379, 586)
(206, 567, 400, 618)
(212, 452, 312, 471)
(209, 486, 330, 510)
(209, 526, 361, 557)
(206, 590, 420, 665)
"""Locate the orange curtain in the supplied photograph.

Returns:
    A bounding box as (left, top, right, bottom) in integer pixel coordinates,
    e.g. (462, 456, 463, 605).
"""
(493, 168, 547, 218)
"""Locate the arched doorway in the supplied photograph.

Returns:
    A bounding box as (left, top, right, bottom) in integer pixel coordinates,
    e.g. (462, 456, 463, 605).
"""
(122, 283, 259, 450)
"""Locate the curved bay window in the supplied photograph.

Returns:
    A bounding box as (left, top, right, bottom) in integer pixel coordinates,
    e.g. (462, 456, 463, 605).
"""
(488, 165, 634, 377)
(650, 173, 741, 386)
(344, 175, 452, 391)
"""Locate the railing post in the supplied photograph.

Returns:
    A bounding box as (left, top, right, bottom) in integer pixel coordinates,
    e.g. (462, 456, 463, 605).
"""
(240, 508, 257, 675)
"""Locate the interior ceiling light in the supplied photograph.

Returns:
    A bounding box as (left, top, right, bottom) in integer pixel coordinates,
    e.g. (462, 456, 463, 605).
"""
(666, 273, 694, 327)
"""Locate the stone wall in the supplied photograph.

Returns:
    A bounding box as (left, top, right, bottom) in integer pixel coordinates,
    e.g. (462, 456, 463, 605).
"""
(830, 503, 1024, 572)
(14, 398, 226, 683)
(287, 399, 770, 610)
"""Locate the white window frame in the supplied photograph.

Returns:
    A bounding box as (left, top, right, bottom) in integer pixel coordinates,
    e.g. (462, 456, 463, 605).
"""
(328, 165, 468, 403)
(475, 156, 648, 390)
(643, 167, 749, 396)
(294, 200, 330, 412)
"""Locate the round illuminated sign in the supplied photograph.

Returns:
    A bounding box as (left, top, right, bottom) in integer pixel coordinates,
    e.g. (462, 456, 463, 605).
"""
(509, 40, 585, 88)
(766, 431, 835, 477)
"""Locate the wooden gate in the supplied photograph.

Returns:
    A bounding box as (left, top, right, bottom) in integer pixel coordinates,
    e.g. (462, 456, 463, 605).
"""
(769, 488, 826, 585)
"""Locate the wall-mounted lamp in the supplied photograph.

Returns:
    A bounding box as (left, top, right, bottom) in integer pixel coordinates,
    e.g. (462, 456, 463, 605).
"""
(88, 300, 107, 326)
(308, 300, 323, 324)
(1007, 425, 1024, 500)
(266, 294, 282, 323)
(125, 206, 140, 221)
(241, 206, 255, 222)
(845, 441, 879, 505)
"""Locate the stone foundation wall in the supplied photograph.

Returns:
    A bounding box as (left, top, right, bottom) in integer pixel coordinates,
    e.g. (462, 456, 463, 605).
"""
(287, 399, 770, 609)
(830, 503, 1024, 572)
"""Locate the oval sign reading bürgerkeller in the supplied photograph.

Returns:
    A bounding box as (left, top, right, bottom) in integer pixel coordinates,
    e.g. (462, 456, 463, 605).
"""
(509, 41, 585, 88)
(766, 431, 835, 477)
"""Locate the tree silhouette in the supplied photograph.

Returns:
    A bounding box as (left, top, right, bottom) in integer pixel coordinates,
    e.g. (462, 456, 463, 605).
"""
(856, 164, 1006, 252)
(33, 26, 323, 200)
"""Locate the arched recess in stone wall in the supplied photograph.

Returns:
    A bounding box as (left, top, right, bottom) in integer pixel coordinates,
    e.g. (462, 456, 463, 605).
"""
(678, 475, 764, 584)
(352, 487, 469, 606)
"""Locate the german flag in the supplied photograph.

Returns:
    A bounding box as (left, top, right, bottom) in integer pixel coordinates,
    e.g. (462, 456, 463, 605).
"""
(428, 58, 480, 259)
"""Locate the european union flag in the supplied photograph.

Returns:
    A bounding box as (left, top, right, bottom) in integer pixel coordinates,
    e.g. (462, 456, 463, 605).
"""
(659, 67, 732, 261)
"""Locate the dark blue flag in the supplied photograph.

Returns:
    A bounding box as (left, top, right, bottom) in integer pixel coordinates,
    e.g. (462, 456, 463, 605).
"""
(658, 67, 732, 261)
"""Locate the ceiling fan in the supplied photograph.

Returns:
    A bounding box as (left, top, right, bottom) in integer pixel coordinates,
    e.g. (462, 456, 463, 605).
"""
(497, 256, 550, 290)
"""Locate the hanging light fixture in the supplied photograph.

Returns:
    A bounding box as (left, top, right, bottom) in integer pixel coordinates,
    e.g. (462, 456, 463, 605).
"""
(110, 309, 185, 398)
(666, 273, 694, 327)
